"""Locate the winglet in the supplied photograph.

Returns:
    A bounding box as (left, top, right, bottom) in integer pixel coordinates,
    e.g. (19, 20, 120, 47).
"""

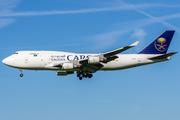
(130, 41, 139, 47)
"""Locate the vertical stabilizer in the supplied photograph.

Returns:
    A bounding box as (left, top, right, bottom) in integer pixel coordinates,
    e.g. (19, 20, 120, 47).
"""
(138, 30, 175, 54)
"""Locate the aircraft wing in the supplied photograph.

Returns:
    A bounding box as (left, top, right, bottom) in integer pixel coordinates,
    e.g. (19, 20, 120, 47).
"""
(51, 41, 139, 71)
(103, 41, 139, 57)
(79, 41, 139, 64)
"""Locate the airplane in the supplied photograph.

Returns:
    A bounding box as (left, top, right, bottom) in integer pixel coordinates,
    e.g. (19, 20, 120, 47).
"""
(2, 30, 177, 80)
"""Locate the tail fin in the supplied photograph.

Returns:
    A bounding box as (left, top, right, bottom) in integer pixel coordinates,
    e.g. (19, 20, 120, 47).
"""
(138, 30, 175, 54)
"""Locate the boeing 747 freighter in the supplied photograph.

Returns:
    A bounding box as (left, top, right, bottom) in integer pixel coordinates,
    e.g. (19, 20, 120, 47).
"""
(2, 30, 177, 80)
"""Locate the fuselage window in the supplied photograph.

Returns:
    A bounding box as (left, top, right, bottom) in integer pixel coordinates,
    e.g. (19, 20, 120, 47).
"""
(14, 52, 18, 54)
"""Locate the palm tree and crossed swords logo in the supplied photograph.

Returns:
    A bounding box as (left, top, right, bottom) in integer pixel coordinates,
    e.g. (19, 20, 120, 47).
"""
(154, 37, 168, 52)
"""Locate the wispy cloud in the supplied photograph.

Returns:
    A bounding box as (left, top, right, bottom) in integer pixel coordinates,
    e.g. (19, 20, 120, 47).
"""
(135, 9, 180, 33)
(87, 11, 180, 52)
(0, 3, 179, 17)
(86, 1, 180, 52)
(0, 18, 15, 29)
(131, 29, 147, 50)
(0, 0, 20, 14)
(160, 13, 180, 20)
(0, 43, 82, 50)
(131, 29, 147, 42)
(0, 0, 19, 29)
(1, 0, 180, 52)
(87, 29, 130, 52)
(120, 0, 180, 33)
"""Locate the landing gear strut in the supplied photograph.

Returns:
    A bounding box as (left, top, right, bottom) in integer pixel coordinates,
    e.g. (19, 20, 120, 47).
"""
(19, 69, 23, 77)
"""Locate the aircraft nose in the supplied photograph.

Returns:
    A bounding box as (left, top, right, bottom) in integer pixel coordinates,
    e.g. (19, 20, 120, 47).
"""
(2, 58, 7, 64)
(2, 57, 13, 66)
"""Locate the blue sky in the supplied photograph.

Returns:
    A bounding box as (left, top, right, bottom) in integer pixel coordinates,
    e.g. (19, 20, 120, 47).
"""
(0, 0, 180, 120)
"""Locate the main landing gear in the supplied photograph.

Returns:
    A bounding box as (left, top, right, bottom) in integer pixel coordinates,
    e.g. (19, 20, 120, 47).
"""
(77, 72, 93, 80)
(19, 69, 23, 77)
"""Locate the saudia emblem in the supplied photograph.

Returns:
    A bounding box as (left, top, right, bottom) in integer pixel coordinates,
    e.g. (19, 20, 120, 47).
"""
(154, 37, 167, 52)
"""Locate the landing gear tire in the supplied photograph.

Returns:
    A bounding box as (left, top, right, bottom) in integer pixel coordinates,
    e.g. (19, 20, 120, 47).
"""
(82, 74, 85, 78)
(77, 74, 80, 77)
(88, 74, 93, 78)
(77, 70, 93, 80)
(19, 69, 23, 77)
(84, 74, 88, 78)
(79, 77, 83, 80)
(20, 73, 23, 77)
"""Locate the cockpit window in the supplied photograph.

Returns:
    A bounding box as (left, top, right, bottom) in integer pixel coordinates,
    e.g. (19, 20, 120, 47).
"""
(14, 52, 18, 54)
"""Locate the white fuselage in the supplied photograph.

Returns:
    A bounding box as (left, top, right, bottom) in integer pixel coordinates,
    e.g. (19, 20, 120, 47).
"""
(2, 51, 170, 71)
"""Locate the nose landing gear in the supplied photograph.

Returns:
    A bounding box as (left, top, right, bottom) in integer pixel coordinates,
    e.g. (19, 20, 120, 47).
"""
(19, 69, 23, 77)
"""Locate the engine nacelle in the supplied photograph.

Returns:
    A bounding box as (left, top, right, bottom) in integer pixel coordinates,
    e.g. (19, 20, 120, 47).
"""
(57, 71, 74, 76)
(62, 63, 74, 70)
(88, 57, 100, 64)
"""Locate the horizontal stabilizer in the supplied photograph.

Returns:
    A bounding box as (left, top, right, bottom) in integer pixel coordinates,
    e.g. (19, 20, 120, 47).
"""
(148, 52, 177, 60)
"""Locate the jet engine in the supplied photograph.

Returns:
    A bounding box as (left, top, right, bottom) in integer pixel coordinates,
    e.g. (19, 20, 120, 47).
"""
(88, 57, 100, 64)
(62, 63, 74, 70)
